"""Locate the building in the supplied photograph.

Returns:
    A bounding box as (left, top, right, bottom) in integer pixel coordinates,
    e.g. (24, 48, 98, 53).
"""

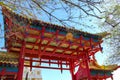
(23, 67, 42, 80)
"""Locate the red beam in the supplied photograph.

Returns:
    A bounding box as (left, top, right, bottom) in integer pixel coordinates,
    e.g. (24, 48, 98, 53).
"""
(10, 41, 84, 54)
(7, 38, 101, 54)
(8, 46, 84, 60)
(24, 49, 79, 59)
(24, 65, 70, 70)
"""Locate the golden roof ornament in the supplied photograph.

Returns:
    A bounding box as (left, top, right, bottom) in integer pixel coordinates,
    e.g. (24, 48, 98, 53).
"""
(97, 31, 111, 38)
(66, 32, 73, 41)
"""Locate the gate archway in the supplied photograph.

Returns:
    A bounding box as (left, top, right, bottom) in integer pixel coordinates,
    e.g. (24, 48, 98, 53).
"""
(0, 5, 119, 80)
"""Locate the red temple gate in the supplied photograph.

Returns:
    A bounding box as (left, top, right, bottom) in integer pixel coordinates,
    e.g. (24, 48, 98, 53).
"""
(0, 5, 119, 80)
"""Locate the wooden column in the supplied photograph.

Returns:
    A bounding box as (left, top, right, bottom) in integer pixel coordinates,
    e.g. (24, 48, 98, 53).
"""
(70, 60, 76, 80)
(17, 41, 25, 80)
(85, 50, 91, 80)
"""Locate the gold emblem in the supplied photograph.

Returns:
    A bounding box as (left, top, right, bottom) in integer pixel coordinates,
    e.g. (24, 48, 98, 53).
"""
(66, 32, 73, 41)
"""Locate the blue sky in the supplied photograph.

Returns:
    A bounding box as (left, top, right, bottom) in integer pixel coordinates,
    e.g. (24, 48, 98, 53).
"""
(0, 7, 5, 51)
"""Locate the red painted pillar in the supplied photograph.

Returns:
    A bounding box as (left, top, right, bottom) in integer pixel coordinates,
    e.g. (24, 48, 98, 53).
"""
(70, 60, 76, 80)
(70, 69, 75, 80)
(85, 51, 91, 80)
(17, 41, 25, 80)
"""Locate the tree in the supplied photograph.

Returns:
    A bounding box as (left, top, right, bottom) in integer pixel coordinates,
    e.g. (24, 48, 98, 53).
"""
(0, 0, 104, 28)
(97, 0, 120, 64)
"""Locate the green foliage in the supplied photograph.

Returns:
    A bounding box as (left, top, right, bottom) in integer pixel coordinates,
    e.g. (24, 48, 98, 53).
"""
(0, 1, 4, 5)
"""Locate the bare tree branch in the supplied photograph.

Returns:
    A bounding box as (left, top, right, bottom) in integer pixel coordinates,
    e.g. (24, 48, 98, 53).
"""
(32, 0, 69, 27)
(62, 0, 102, 19)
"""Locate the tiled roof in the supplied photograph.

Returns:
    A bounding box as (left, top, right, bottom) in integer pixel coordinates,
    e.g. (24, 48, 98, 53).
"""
(2, 5, 104, 39)
(0, 52, 19, 65)
(89, 61, 118, 71)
